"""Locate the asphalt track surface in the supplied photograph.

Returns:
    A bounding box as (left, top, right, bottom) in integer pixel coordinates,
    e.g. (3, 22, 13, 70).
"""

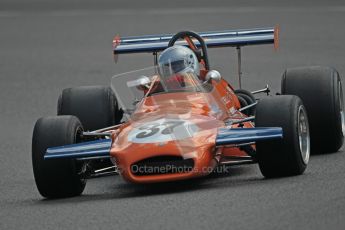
(1, 0, 345, 229)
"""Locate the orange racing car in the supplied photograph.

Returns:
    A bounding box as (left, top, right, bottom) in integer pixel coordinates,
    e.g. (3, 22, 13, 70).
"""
(32, 27, 344, 198)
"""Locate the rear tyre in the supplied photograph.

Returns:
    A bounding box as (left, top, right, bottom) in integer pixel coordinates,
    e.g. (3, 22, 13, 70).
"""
(234, 89, 256, 116)
(281, 66, 344, 153)
(237, 96, 248, 109)
(255, 96, 310, 178)
(58, 86, 123, 131)
(32, 116, 86, 198)
(234, 89, 256, 103)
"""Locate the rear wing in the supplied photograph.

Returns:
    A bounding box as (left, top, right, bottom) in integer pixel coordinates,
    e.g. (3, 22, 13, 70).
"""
(113, 26, 279, 55)
(112, 26, 279, 88)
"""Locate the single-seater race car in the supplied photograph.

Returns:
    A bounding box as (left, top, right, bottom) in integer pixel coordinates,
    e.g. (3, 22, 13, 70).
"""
(32, 27, 344, 198)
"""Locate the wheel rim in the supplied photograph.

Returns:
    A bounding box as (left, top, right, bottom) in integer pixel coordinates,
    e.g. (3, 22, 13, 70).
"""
(339, 81, 345, 136)
(298, 106, 310, 164)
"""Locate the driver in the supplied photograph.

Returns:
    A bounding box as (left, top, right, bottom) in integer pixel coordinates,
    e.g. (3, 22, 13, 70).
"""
(158, 45, 200, 90)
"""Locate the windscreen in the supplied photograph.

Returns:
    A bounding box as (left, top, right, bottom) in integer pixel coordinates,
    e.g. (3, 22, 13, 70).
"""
(110, 66, 210, 119)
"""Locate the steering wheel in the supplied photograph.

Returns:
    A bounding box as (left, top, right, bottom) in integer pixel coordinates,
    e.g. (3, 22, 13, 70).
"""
(168, 31, 210, 70)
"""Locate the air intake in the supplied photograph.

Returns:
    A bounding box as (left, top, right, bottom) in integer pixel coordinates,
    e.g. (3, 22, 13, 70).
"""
(131, 156, 194, 176)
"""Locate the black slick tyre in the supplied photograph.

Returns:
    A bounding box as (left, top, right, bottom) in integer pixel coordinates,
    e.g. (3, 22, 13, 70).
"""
(281, 66, 344, 153)
(58, 86, 122, 131)
(32, 115, 86, 198)
(255, 95, 310, 178)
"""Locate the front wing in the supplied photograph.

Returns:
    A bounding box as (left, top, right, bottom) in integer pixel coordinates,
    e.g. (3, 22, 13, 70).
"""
(44, 127, 282, 160)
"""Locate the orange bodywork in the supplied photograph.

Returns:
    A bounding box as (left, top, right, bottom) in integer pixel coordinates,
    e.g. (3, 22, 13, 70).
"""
(110, 77, 253, 183)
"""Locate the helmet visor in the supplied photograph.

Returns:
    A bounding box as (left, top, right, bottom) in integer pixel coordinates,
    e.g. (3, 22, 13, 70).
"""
(160, 59, 193, 78)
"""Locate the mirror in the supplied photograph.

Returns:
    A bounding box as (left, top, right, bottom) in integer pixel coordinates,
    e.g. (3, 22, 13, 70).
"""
(205, 70, 222, 83)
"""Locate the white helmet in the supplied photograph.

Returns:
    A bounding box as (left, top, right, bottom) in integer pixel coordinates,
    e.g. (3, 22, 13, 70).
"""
(158, 45, 200, 78)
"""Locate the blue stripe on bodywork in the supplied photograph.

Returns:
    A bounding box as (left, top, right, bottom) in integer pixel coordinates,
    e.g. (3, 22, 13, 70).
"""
(216, 127, 283, 146)
(44, 139, 112, 160)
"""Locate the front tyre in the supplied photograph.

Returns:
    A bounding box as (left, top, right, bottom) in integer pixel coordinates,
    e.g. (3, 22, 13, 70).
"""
(255, 96, 310, 178)
(32, 115, 86, 198)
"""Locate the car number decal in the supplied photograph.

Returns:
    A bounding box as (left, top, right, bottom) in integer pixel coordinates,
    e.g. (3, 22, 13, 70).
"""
(128, 118, 199, 143)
